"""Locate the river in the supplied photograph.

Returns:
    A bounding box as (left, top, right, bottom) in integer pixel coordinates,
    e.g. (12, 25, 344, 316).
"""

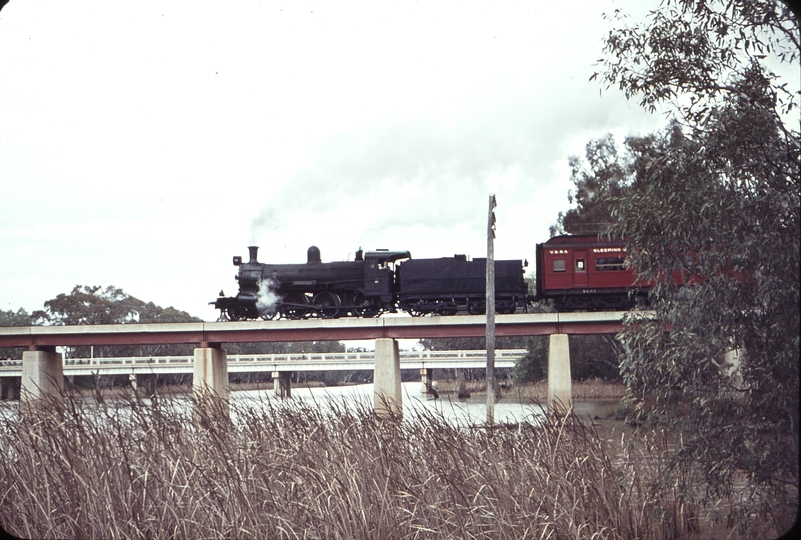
(231, 381, 623, 427)
(0, 381, 625, 432)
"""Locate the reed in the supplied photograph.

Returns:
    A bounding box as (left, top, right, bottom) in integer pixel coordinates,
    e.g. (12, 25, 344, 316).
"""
(0, 391, 690, 539)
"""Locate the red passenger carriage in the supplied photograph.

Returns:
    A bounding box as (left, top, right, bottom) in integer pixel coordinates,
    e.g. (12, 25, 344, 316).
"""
(535, 235, 649, 311)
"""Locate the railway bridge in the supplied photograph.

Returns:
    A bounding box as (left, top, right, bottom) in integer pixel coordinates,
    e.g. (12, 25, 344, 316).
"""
(0, 311, 635, 417)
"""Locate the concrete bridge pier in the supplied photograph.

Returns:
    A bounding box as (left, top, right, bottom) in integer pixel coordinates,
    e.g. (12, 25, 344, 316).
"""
(20, 347, 63, 415)
(131, 373, 158, 397)
(193, 344, 229, 418)
(374, 338, 402, 418)
(547, 334, 572, 414)
(456, 369, 470, 398)
(1, 377, 20, 400)
(272, 371, 292, 398)
(126, 373, 150, 393)
(420, 367, 435, 394)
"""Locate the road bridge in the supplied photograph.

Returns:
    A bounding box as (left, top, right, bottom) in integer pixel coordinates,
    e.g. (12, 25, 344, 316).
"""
(0, 311, 644, 417)
(0, 349, 525, 401)
(0, 349, 524, 376)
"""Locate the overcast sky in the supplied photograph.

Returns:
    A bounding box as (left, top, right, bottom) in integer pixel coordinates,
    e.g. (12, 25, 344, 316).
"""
(0, 0, 672, 321)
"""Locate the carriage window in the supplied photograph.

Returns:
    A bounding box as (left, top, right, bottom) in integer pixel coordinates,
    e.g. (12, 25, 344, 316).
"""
(595, 257, 625, 271)
(553, 259, 566, 272)
(575, 259, 586, 272)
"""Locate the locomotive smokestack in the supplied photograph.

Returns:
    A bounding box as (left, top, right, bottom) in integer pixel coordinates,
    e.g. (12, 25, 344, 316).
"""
(248, 246, 259, 263)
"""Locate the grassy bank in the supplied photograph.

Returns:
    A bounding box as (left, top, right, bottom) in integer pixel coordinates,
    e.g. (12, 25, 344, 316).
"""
(0, 391, 693, 539)
(436, 378, 627, 401)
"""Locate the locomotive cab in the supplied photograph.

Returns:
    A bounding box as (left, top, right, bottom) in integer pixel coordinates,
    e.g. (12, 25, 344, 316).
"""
(363, 250, 411, 304)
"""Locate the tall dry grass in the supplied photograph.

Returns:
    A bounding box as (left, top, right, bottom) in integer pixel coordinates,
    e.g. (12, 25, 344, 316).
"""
(0, 391, 690, 539)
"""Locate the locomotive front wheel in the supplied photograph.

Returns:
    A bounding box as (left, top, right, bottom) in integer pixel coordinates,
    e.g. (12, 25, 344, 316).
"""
(225, 305, 243, 321)
(313, 291, 342, 318)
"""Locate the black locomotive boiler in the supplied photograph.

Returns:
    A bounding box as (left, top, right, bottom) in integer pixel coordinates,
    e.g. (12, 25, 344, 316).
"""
(212, 245, 529, 320)
(213, 245, 411, 320)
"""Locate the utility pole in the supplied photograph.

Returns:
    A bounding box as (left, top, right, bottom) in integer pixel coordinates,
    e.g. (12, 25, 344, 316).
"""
(486, 194, 497, 426)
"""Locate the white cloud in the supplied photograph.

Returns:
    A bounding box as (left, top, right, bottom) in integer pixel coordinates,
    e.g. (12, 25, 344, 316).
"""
(0, 0, 672, 319)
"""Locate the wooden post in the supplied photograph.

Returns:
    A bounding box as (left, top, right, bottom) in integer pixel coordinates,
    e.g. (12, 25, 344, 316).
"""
(486, 194, 497, 425)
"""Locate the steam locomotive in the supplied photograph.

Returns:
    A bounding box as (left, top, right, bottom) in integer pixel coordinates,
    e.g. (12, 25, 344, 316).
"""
(211, 235, 651, 320)
(212, 245, 529, 320)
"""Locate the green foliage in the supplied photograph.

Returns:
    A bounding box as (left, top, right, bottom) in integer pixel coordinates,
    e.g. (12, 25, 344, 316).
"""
(31, 285, 203, 359)
(225, 340, 346, 356)
(552, 131, 664, 236)
(611, 102, 799, 501)
(0, 308, 32, 327)
(596, 0, 798, 126)
(420, 333, 621, 384)
(590, 0, 799, 533)
(31, 285, 202, 327)
(0, 308, 32, 360)
(569, 335, 623, 382)
(552, 134, 629, 236)
(510, 336, 548, 382)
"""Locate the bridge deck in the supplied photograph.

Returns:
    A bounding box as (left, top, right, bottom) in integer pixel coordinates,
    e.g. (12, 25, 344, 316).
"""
(0, 312, 640, 348)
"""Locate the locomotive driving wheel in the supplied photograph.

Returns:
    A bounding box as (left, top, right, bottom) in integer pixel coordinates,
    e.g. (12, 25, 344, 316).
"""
(351, 292, 380, 318)
(282, 293, 310, 319)
(313, 291, 342, 318)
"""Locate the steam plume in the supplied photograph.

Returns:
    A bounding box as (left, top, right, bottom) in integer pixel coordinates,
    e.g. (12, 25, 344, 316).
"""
(257, 278, 281, 316)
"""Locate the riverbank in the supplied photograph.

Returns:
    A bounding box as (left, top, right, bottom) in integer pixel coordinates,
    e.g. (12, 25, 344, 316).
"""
(435, 378, 627, 401)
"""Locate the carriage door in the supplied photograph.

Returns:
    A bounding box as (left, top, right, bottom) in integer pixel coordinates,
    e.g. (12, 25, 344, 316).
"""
(573, 250, 588, 287)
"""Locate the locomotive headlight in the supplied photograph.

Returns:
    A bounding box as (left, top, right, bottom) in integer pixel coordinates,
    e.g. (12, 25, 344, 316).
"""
(233, 256, 242, 266)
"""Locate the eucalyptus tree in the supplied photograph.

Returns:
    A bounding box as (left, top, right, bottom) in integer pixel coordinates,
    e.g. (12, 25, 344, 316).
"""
(592, 0, 799, 534)
(32, 285, 202, 358)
